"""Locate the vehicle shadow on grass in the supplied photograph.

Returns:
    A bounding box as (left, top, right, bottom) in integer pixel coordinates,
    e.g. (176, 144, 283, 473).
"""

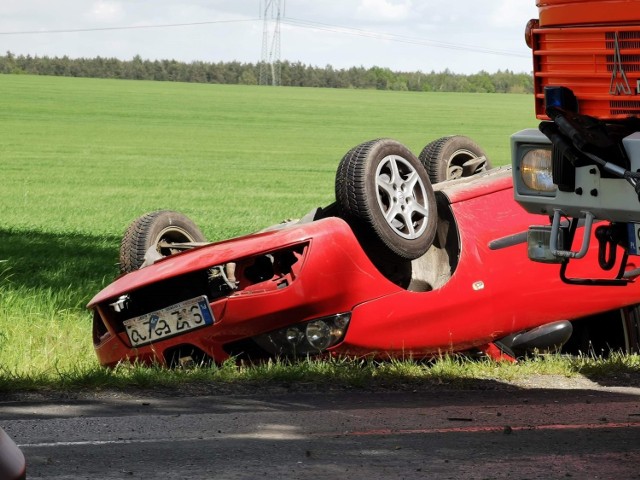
(0, 228, 121, 309)
(577, 363, 640, 388)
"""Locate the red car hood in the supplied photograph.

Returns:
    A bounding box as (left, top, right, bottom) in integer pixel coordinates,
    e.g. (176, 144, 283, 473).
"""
(88, 216, 369, 307)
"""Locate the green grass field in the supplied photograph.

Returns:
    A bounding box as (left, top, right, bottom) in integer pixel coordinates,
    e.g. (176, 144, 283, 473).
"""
(0, 74, 550, 388)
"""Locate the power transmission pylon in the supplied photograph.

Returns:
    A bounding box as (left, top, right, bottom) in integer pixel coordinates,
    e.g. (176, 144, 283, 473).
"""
(259, 0, 284, 86)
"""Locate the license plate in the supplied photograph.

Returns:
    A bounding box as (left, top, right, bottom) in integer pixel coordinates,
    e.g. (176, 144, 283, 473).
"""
(123, 296, 215, 347)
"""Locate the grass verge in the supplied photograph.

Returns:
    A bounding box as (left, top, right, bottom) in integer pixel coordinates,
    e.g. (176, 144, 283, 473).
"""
(1, 354, 638, 394)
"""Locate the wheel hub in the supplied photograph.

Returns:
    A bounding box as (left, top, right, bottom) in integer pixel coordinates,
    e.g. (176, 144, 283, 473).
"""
(375, 155, 429, 240)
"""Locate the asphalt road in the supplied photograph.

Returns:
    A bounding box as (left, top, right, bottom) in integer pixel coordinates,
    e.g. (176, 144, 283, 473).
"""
(2, 377, 640, 480)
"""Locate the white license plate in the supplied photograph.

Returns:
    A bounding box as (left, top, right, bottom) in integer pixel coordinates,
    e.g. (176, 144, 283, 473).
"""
(123, 296, 215, 347)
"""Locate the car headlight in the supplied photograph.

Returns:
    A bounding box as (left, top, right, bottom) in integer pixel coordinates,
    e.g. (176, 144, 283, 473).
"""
(521, 148, 556, 193)
(252, 313, 351, 356)
(306, 320, 333, 350)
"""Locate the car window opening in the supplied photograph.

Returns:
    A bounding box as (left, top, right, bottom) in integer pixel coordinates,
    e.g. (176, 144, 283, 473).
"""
(231, 245, 306, 294)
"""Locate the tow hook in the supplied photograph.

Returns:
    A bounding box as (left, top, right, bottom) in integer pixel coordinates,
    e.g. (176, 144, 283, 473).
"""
(595, 225, 618, 270)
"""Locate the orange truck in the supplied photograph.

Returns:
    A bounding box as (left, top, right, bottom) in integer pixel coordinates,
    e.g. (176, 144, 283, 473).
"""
(511, 0, 640, 285)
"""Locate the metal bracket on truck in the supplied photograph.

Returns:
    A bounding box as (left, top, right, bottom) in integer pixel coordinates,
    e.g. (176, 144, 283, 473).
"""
(511, 96, 640, 284)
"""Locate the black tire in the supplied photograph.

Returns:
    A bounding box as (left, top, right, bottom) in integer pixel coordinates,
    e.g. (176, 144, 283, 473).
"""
(624, 304, 640, 354)
(119, 210, 206, 274)
(419, 135, 491, 183)
(336, 139, 437, 259)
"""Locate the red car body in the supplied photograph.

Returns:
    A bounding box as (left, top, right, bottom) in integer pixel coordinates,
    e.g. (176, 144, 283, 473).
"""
(88, 167, 640, 367)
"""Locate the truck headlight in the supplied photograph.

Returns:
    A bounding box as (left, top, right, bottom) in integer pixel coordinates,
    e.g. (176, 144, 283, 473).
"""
(521, 148, 556, 193)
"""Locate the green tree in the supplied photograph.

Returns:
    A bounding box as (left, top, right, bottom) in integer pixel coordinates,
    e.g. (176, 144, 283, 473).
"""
(239, 69, 257, 85)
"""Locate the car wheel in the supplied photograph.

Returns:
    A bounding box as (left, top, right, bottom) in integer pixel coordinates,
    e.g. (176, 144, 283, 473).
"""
(119, 210, 206, 273)
(336, 138, 437, 259)
(419, 135, 491, 183)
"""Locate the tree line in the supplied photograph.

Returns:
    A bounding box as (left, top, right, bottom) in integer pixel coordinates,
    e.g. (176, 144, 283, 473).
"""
(0, 51, 533, 94)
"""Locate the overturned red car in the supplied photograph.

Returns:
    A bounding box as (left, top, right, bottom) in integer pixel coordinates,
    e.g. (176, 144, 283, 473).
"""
(88, 137, 640, 367)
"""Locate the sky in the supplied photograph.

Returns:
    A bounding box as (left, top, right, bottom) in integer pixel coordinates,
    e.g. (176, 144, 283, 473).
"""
(0, 1, 540, 74)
